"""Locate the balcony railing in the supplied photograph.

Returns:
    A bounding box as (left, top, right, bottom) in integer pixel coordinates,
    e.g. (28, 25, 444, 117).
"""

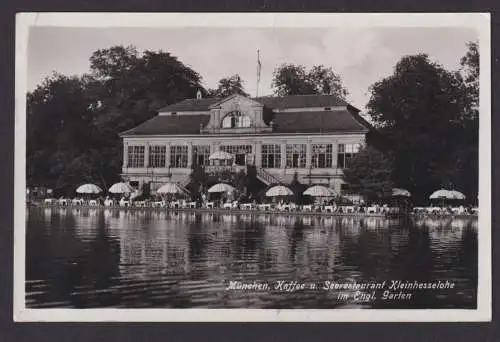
(203, 165, 247, 175)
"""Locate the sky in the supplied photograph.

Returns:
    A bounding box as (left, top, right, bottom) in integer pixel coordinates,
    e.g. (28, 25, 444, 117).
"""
(27, 26, 478, 112)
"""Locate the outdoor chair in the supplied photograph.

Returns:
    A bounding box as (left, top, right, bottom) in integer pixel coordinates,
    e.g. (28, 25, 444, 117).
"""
(170, 200, 181, 209)
(206, 201, 215, 209)
(104, 198, 114, 207)
(44, 198, 55, 205)
(119, 199, 130, 207)
(302, 204, 313, 212)
(343, 205, 355, 213)
(58, 198, 69, 206)
(323, 205, 335, 213)
(89, 199, 99, 206)
(240, 203, 253, 210)
(72, 198, 84, 206)
(151, 200, 165, 208)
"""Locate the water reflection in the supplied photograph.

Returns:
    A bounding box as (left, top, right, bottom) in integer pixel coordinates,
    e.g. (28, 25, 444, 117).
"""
(26, 208, 477, 309)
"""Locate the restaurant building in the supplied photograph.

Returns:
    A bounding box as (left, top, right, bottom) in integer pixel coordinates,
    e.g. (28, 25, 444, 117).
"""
(120, 93, 371, 195)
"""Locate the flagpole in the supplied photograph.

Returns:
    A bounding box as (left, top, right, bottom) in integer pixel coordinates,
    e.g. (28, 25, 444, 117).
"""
(256, 49, 261, 97)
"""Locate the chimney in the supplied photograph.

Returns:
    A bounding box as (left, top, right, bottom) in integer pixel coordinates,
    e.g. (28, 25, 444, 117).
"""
(196, 90, 202, 100)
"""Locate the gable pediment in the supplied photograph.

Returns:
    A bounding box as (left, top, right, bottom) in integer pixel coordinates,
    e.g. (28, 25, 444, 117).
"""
(208, 94, 264, 110)
(202, 94, 270, 133)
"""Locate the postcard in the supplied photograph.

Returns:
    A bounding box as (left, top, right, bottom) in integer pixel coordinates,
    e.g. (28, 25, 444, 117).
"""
(14, 12, 491, 322)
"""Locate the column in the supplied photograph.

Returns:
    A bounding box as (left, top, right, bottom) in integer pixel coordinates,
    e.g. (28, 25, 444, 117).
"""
(210, 142, 217, 154)
(187, 142, 193, 168)
(306, 141, 312, 169)
(280, 143, 286, 169)
(166, 143, 171, 168)
(331, 141, 338, 169)
(123, 141, 129, 170)
(143, 142, 150, 168)
(255, 142, 262, 167)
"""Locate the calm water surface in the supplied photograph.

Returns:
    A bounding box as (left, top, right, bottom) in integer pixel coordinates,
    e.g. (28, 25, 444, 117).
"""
(26, 207, 477, 309)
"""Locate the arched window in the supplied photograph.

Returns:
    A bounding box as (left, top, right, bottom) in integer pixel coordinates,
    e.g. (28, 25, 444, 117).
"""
(221, 111, 252, 128)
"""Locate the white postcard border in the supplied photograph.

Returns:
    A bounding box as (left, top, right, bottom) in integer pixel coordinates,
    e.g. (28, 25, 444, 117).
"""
(13, 12, 492, 322)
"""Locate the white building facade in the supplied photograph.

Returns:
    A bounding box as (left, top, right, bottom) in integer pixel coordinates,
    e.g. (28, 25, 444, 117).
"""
(120, 94, 370, 194)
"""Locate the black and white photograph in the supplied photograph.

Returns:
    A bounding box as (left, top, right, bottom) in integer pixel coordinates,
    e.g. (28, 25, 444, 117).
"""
(14, 13, 491, 321)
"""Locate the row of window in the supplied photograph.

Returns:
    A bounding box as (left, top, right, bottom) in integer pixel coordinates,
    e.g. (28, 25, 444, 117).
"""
(127, 143, 361, 169)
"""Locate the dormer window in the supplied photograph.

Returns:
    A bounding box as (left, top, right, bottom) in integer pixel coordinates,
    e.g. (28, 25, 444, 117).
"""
(221, 111, 251, 128)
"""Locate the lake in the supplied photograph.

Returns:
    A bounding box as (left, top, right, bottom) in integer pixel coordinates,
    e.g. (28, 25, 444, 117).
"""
(25, 207, 478, 309)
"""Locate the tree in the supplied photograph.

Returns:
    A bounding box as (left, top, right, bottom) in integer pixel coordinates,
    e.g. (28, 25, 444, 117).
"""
(271, 64, 348, 98)
(27, 45, 207, 195)
(342, 146, 394, 203)
(26, 73, 96, 193)
(459, 41, 479, 120)
(366, 53, 474, 204)
(208, 74, 249, 98)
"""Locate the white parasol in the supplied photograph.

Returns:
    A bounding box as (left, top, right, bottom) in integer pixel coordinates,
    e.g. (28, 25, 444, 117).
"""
(208, 150, 234, 160)
(76, 183, 102, 194)
(208, 183, 235, 193)
(266, 185, 294, 197)
(157, 182, 186, 194)
(429, 189, 466, 200)
(392, 188, 411, 197)
(303, 185, 336, 197)
(108, 182, 133, 194)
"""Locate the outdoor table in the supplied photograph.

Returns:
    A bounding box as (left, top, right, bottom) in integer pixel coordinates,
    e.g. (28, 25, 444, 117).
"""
(258, 204, 271, 211)
(367, 206, 377, 214)
(302, 204, 313, 212)
(427, 207, 442, 214)
(89, 200, 98, 206)
(170, 201, 181, 208)
(323, 205, 335, 213)
(240, 203, 253, 210)
(206, 202, 215, 209)
(44, 198, 55, 204)
(343, 206, 355, 213)
(151, 201, 164, 208)
(58, 199, 69, 206)
(223, 202, 232, 209)
(188, 202, 197, 208)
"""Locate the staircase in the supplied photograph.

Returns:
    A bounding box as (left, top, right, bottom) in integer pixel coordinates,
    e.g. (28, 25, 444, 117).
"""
(255, 166, 282, 186)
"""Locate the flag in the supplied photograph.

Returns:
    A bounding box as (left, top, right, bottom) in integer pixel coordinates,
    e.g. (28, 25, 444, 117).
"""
(257, 50, 262, 82)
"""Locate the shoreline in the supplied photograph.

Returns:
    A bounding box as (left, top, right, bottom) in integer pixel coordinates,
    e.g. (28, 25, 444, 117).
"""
(27, 203, 477, 219)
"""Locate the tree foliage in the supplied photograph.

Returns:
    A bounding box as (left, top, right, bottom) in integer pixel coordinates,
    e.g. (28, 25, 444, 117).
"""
(27, 45, 205, 195)
(366, 48, 478, 204)
(459, 41, 479, 120)
(342, 146, 394, 203)
(208, 74, 249, 98)
(271, 64, 348, 98)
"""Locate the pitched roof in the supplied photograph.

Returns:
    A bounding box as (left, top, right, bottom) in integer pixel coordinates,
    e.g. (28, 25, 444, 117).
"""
(158, 98, 220, 112)
(121, 114, 210, 136)
(272, 110, 368, 133)
(157, 94, 353, 112)
(255, 94, 351, 110)
(121, 110, 368, 136)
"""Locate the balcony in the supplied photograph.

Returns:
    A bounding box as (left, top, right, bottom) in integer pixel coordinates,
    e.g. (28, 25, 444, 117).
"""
(203, 165, 247, 175)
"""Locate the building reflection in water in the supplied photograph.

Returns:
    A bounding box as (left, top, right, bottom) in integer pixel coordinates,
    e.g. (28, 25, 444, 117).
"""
(25, 207, 478, 309)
